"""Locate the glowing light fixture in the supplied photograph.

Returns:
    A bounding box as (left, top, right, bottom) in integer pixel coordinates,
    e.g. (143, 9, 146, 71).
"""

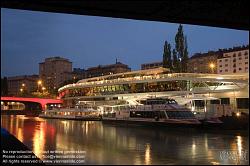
(209, 63, 215, 69)
(37, 80, 42, 85)
(209, 63, 215, 73)
(216, 77, 223, 80)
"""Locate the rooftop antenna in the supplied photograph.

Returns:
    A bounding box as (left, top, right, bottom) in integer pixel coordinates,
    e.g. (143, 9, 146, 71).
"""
(116, 58, 118, 64)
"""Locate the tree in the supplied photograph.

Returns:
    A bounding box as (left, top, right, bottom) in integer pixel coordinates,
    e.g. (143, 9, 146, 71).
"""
(175, 24, 189, 72)
(163, 41, 172, 70)
(172, 49, 180, 72)
(182, 36, 189, 72)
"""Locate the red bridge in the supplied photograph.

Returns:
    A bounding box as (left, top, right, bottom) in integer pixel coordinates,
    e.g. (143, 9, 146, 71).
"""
(1, 97, 63, 115)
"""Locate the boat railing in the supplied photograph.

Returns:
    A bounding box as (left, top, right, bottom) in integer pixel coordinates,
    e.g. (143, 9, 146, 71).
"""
(115, 104, 187, 111)
(45, 107, 99, 113)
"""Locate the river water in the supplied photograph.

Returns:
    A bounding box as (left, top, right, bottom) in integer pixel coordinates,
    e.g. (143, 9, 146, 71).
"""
(1, 115, 248, 165)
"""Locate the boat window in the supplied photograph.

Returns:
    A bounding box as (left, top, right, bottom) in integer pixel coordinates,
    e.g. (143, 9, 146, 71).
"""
(142, 98, 177, 105)
(170, 99, 177, 104)
(194, 100, 205, 108)
(159, 111, 166, 118)
(220, 98, 230, 104)
(210, 100, 220, 104)
(103, 112, 116, 118)
(166, 111, 195, 119)
(129, 105, 136, 109)
(236, 98, 249, 109)
(130, 111, 166, 118)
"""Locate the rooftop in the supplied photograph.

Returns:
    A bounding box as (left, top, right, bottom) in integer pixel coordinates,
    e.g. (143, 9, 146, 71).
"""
(58, 67, 248, 93)
(142, 61, 163, 65)
(87, 61, 130, 71)
(40, 56, 72, 63)
(7, 74, 39, 80)
(190, 45, 249, 59)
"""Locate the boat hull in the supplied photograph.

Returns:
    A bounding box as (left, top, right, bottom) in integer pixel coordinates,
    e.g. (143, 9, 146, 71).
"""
(39, 114, 101, 121)
(102, 118, 201, 128)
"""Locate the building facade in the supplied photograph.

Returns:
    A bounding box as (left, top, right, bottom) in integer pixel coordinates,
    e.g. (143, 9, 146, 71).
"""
(7, 75, 39, 96)
(72, 68, 87, 81)
(217, 46, 249, 74)
(39, 57, 72, 91)
(141, 61, 163, 70)
(187, 51, 221, 74)
(86, 61, 131, 78)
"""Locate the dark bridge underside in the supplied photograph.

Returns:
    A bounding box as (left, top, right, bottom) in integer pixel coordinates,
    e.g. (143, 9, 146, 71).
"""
(1, 101, 42, 116)
(1, 0, 249, 30)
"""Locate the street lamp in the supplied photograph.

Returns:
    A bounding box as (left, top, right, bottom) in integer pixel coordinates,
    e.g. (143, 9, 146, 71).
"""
(37, 80, 42, 92)
(209, 63, 215, 73)
(21, 83, 26, 93)
(20, 88, 23, 95)
(42, 87, 46, 93)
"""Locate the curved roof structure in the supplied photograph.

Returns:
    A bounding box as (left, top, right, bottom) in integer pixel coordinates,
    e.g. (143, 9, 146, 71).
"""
(58, 68, 249, 92)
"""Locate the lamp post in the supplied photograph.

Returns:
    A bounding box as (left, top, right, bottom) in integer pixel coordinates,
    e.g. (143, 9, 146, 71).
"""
(42, 87, 46, 94)
(209, 63, 215, 73)
(37, 80, 42, 92)
(20, 88, 23, 96)
(21, 83, 26, 93)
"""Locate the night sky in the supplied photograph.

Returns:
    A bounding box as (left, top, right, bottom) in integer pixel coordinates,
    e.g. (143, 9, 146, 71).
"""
(1, 8, 249, 77)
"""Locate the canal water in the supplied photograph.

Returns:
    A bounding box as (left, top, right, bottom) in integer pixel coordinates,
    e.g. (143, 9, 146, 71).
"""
(1, 115, 248, 165)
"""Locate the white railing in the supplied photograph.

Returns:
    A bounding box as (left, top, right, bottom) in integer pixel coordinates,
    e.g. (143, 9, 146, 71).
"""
(104, 104, 187, 112)
(58, 72, 248, 92)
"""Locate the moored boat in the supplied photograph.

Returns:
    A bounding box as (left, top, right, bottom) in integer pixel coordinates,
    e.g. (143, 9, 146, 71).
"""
(39, 104, 101, 121)
(101, 97, 201, 127)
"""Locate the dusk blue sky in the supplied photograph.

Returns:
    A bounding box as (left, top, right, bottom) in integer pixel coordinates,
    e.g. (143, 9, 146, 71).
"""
(1, 8, 249, 77)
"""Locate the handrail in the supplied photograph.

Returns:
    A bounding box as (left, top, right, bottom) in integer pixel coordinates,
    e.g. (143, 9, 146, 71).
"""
(103, 104, 187, 112)
(58, 72, 248, 92)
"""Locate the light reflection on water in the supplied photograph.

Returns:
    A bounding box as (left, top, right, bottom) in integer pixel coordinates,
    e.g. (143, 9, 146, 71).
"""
(145, 143, 151, 165)
(1, 115, 248, 165)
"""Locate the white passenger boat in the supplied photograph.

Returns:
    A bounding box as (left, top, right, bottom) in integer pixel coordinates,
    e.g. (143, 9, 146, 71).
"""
(181, 96, 227, 125)
(39, 104, 101, 120)
(100, 98, 201, 127)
